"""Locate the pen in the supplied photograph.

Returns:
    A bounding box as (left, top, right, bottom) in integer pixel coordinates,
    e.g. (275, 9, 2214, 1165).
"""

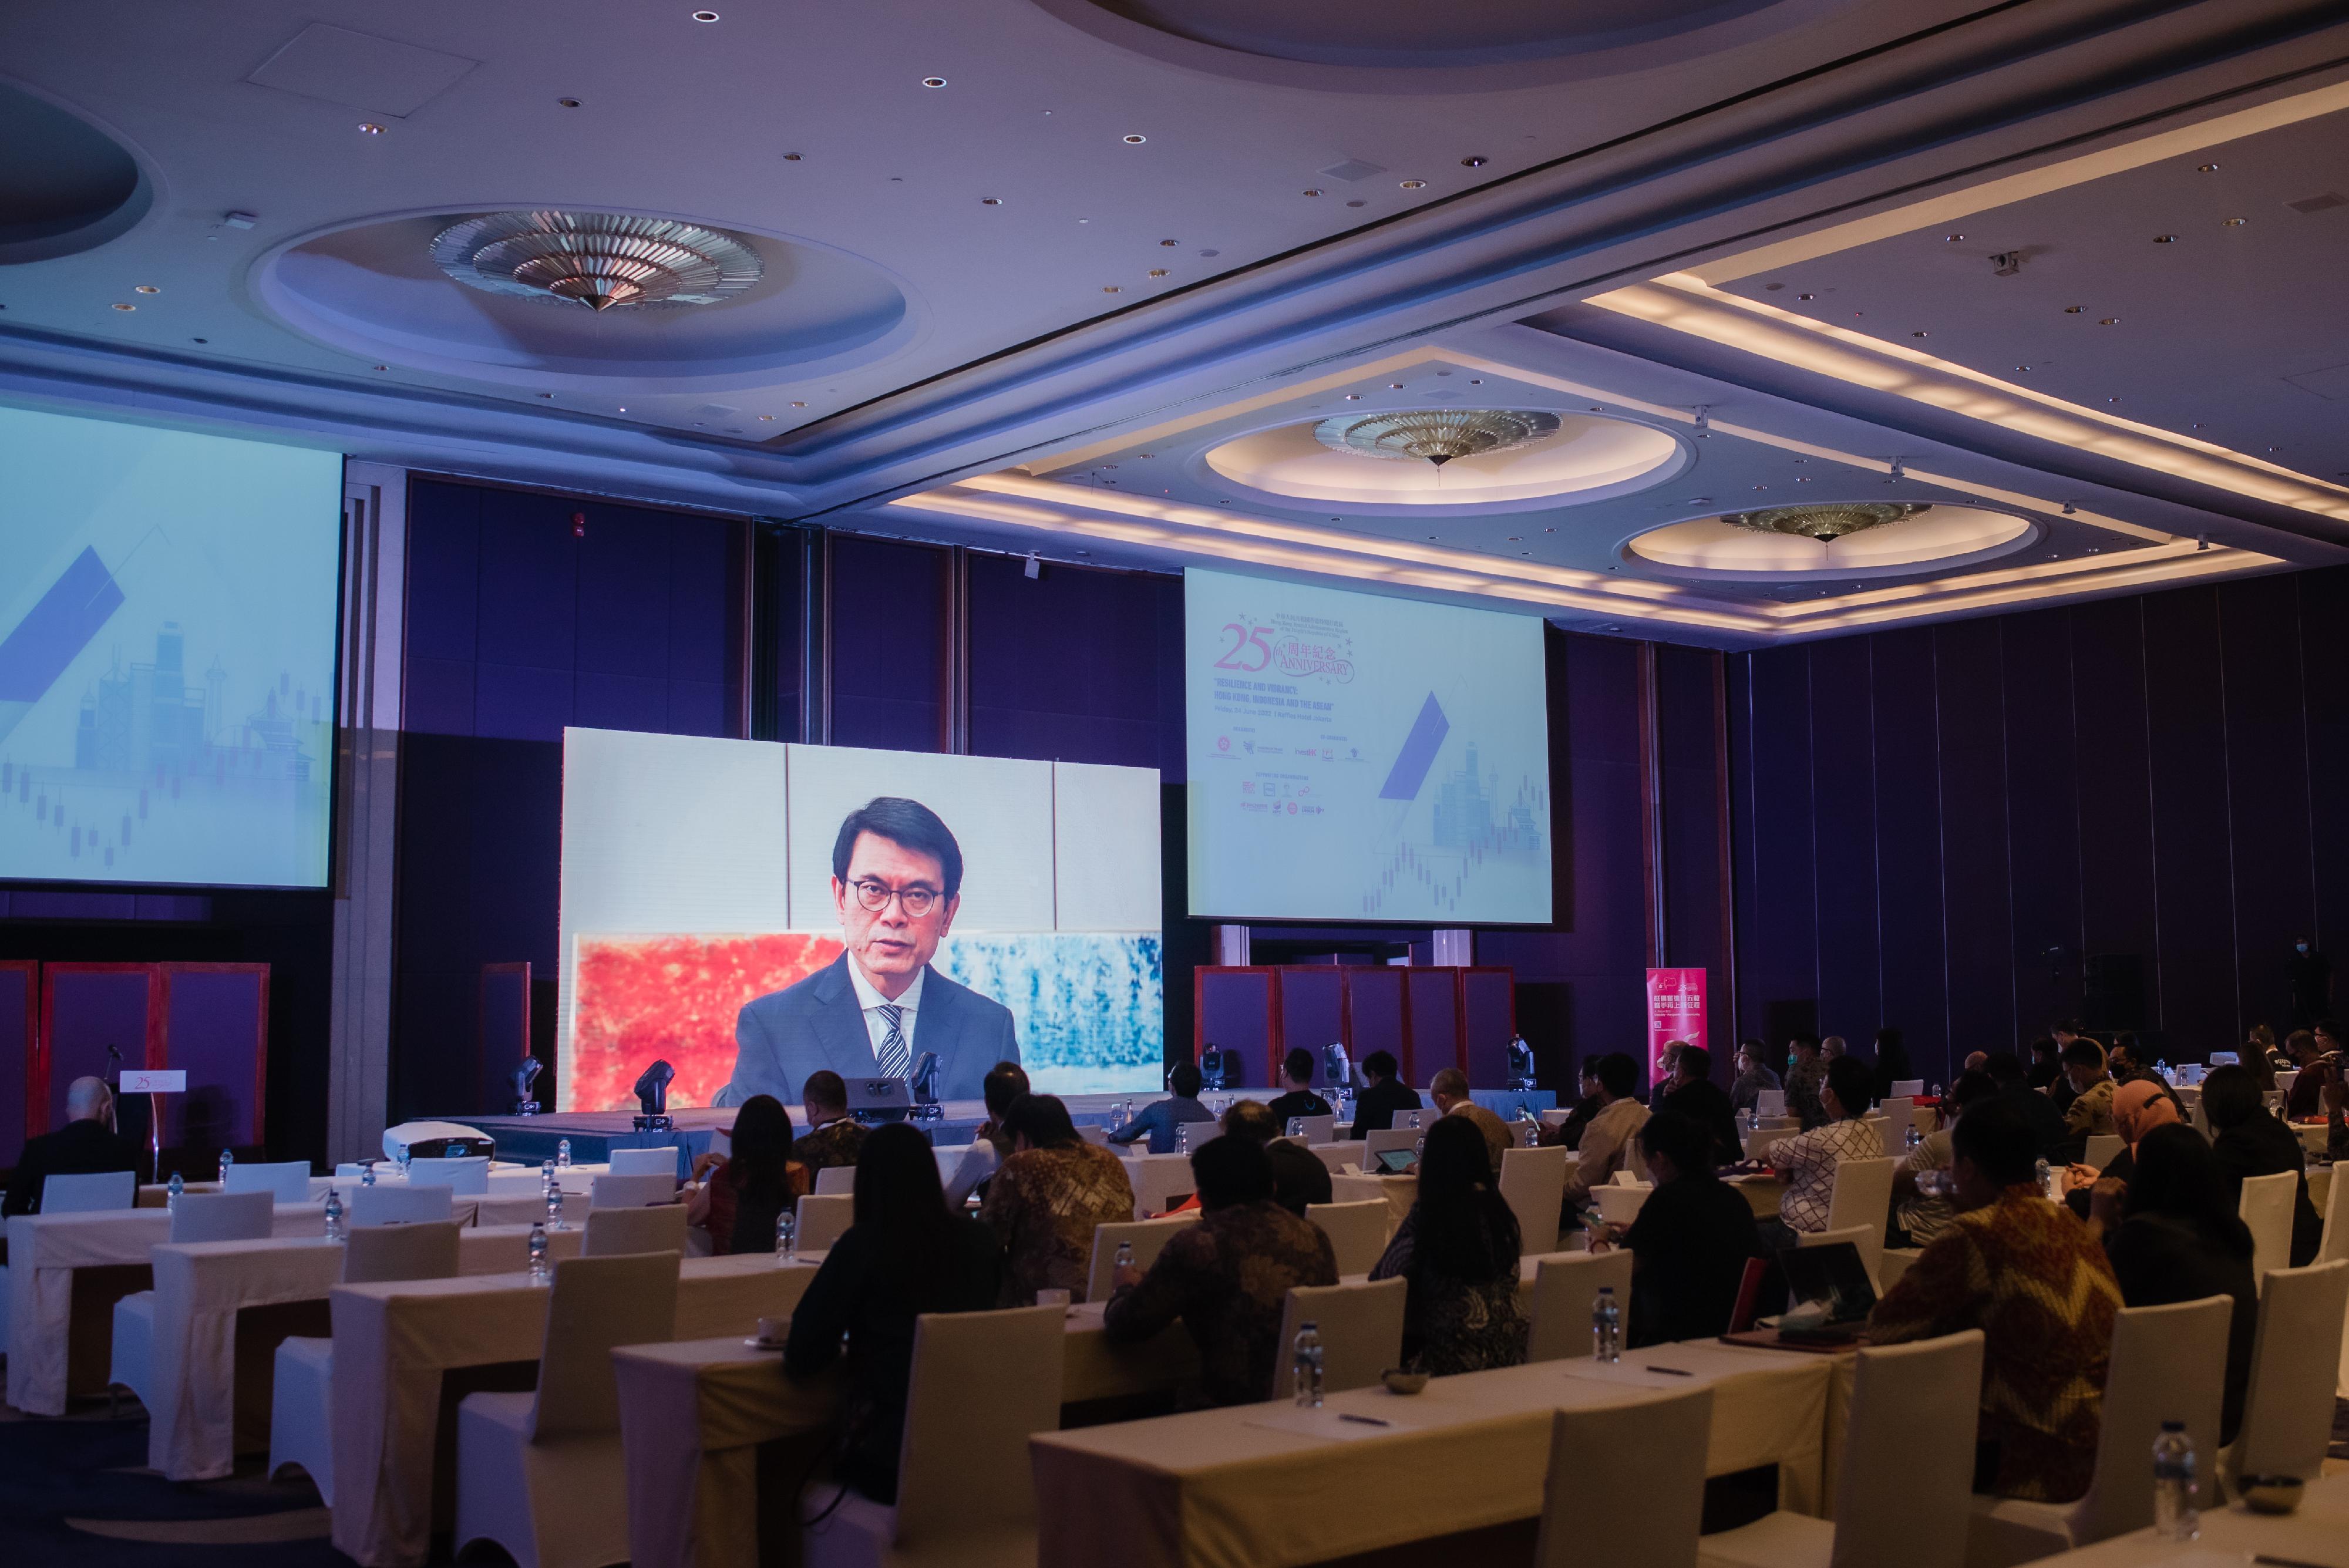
(1337, 1413, 1392, 1426)
(1644, 1365, 1695, 1377)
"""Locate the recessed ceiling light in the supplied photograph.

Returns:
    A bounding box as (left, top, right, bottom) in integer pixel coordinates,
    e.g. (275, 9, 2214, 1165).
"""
(134, 284, 159, 294)
(538, 392, 554, 398)
(1388, 382, 1403, 389)
(2153, 234, 2178, 243)
(1468, 378, 1481, 385)
(2198, 162, 2220, 172)
(1798, 293, 1815, 300)
(1159, 238, 1178, 247)
(1198, 248, 1218, 257)
(2099, 317, 2120, 325)
(1346, 199, 1366, 207)
(1301, 188, 1322, 196)
(692, 11, 721, 21)
(372, 364, 388, 371)
(2223, 217, 2246, 226)
(791, 400, 807, 407)
(2016, 364, 2031, 371)
(1506, 536, 1521, 541)
(618, 406, 627, 412)
(1345, 393, 1361, 401)
(1399, 179, 1426, 190)
(920, 76, 947, 87)
(1944, 233, 1964, 241)
(1122, 134, 1146, 144)
(191, 337, 207, 344)
(1461, 156, 1488, 167)
(558, 97, 581, 108)
(1911, 329, 1928, 337)
(1102, 285, 1120, 292)
(358, 122, 385, 135)
(981, 197, 1003, 205)
(758, 414, 774, 421)
(1148, 268, 1168, 277)
(2064, 305, 2084, 314)
(110, 302, 134, 311)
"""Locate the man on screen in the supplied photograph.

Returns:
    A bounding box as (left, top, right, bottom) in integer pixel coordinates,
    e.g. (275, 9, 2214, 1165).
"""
(718, 797, 1018, 1108)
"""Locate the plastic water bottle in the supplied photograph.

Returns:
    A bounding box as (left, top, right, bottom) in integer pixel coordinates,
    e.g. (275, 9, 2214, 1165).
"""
(219, 1146, 234, 1183)
(324, 1187, 345, 1242)
(1114, 1240, 1135, 1278)
(396, 1146, 410, 1179)
(1287, 1116, 1304, 1139)
(541, 1158, 556, 1196)
(556, 1138, 572, 1169)
(2152, 1421, 2197, 1540)
(1177, 1121, 1192, 1155)
(361, 1162, 377, 1187)
(1592, 1286, 1623, 1363)
(1905, 1122, 1923, 1153)
(775, 1209, 796, 1264)
(2035, 1157, 2054, 1198)
(527, 1222, 551, 1286)
(1738, 1108, 1755, 1138)
(545, 1181, 566, 1230)
(1291, 1320, 1325, 1408)
(1408, 1109, 1423, 1130)
(1929, 1082, 1944, 1101)
(166, 1171, 183, 1211)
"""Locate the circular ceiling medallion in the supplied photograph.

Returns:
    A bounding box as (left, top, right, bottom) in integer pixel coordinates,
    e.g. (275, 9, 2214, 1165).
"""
(1200, 409, 1683, 512)
(1628, 502, 2037, 578)
(254, 206, 916, 391)
(0, 80, 153, 265)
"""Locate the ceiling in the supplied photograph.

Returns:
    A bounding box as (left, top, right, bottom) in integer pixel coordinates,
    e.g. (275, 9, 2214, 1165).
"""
(3, 0, 2347, 647)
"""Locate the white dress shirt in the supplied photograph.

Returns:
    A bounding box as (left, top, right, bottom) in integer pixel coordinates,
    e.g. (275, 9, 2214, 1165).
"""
(846, 958, 923, 1075)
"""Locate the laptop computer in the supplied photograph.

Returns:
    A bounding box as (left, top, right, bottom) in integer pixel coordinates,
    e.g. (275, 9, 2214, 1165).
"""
(1722, 1241, 1878, 1352)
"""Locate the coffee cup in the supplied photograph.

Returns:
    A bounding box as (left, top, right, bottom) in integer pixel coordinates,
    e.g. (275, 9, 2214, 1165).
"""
(756, 1315, 788, 1345)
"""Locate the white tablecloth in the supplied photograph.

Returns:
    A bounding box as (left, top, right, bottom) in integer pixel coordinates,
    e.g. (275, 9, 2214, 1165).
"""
(4, 1203, 324, 1416)
(2025, 1471, 2348, 1564)
(141, 1224, 584, 1481)
(1030, 1338, 1833, 1568)
(329, 1252, 822, 1568)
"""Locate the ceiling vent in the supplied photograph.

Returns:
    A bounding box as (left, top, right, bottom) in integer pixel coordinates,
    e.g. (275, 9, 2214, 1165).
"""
(2286, 191, 2346, 215)
(429, 211, 763, 312)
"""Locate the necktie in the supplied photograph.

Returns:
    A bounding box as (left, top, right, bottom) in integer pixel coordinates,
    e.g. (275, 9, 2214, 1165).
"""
(876, 1004, 910, 1079)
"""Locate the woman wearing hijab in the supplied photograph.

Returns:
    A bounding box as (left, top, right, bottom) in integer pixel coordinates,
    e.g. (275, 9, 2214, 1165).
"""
(2063, 1077, 2177, 1219)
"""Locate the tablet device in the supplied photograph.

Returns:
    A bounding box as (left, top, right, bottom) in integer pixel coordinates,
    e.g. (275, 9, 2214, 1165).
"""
(1375, 1147, 1418, 1174)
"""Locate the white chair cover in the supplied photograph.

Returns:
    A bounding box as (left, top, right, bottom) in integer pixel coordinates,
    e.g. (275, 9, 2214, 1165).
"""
(2237, 1170, 2297, 1290)
(1308, 1143, 1362, 1175)
(815, 1165, 857, 1196)
(1083, 1214, 1197, 1303)
(1304, 1200, 1388, 1277)
(1889, 1080, 1924, 1099)
(1361, 1129, 1421, 1165)
(1077, 1123, 1110, 1146)
(1537, 1386, 1711, 1568)
(1968, 1294, 2230, 1565)
(1593, 1183, 1652, 1229)
(1756, 1089, 1788, 1117)
(1500, 1145, 1571, 1256)
(1824, 1160, 1896, 1285)
(590, 1172, 676, 1211)
(407, 1156, 490, 1196)
(796, 1193, 854, 1254)
(348, 1183, 455, 1227)
(224, 1161, 312, 1204)
(38, 1169, 137, 1213)
(584, 1202, 689, 1258)
(172, 1189, 275, 1242)
(1295, 1115, 1337, 1145)
(2082, 1134, 2124, 1170)
(1526, 1249, 1633, 1364)
(345, 1219, 465, 1284)
(453, 1251, 681, 1568)
(606, 1148, 679, 1178)
(1272, 1277, 1405, 1399)
(1877, 1098, 1914, 1136)
(2317, 1165, 2349, 1399)
(2229, 1258, 2349, 1486)
(1122, 1153, 1201, 1217)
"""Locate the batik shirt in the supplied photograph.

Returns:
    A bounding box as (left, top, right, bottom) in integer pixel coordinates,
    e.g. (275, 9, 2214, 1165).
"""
(979, 1140, 1135, 1304)
(795, 1116, 869, 1173)
(1102, 1199, 1339, 1407)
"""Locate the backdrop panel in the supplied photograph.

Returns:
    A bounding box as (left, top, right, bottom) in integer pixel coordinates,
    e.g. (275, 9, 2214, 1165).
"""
(38, 963, 160, 1132)
(1194, 967, 1275, 1090)
(1403, 968, 1462, 1082)
(1273, 968, 1344, 1086)
(1341, 968, 1406, 1081)
(0, 960, 32, 1167)
(1460, 967, 1517, 1086)
(157, 962, 268, 1150)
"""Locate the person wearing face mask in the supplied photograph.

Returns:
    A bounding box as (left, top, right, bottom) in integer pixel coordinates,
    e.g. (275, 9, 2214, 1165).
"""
(2287, 935, 2331, 1029)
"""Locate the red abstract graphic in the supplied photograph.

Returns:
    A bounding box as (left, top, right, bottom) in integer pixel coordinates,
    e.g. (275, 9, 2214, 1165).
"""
(570, 932, 844, 1111)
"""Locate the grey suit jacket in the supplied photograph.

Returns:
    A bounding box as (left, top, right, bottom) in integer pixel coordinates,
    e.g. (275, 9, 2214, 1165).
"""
(716, 954, 1018, 1108)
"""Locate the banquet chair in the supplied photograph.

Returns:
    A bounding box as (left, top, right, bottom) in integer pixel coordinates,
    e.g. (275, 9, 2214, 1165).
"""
(1889, 1080, 1925, 1099)
(584, 1202, 689, 1258)
(2317, 1165, 2349, 1398)
(1877, 1098, 1915, 1138)
(1536, 1385, 1711, 1568)
(1361, 1128, 1421, 1166)
(1271, 1277, 1404, 1397)
(1304, 1200, 1389, 1277)
(1745, 1125, 1796, 1163)
(1526, 1249, 1633, 1363)
(815, 1165, 857, 1196)
(408, 1156, 491, 1196)
(1965, 1295, 2230, 1566)
(1309, 1143, 1363, 1175)
(1085, 1214, 1199, 1302)
(2223, 1258, 2349, 1491)
(107, 1191, 276, 1413)
(2237, 1171, 2296, 1291)
(268, 1220, 463, 1505)
(1500, 1145, 1571, 1256)
(590, 1172, 675, 1212)
(1125, 1153, 1200, 1217)
(796, 1193, 855, 1254)
(2081, 1134, 2124, 1171)
(1078, 1123, 1110, 1146)
(1698, 1330, 1983, 1568)
(454, 1251, 681, 1568)
(39, 1169, 139, 1213)
(605, 1147, 679, 1178)
(1294, 1114, 1337, 1145)
(1822, 1160, 1896, 1287)
(349, 1183, 456, 1227)
(802, 1304, 1064, 1568)
(224, 1160, 313, 1204)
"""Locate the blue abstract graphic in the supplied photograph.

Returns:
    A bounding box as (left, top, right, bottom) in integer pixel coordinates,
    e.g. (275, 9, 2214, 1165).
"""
(932, 932, 1164, 1095)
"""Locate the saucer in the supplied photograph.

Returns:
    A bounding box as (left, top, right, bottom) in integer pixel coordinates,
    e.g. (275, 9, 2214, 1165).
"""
(741, 1336, 787, 1351)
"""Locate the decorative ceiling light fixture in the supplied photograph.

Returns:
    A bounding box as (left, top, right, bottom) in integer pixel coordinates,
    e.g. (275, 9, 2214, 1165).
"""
(1721, 501, 1930, 543)
(430, 210, 762, 312)
(1313, 408, 1563, 467)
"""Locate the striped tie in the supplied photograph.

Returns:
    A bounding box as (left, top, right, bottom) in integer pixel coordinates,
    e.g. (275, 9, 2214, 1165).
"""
(876, 1004, 910, 1080)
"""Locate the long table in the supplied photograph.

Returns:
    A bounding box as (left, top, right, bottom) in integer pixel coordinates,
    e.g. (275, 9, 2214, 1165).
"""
(328, 1252, 823, 1568)
(2026, 1471, 2348, 1564)
(1029, 1339, 1835, 1568)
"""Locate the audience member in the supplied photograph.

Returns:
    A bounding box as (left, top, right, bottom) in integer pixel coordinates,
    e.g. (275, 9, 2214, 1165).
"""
(2242, 1037, 2280, 1095)
(1558, 1053, 1649, 1208)
(2202, 1064, 2323, 1268)
(1610, 1110, 1760, 1347)
(1729, 1038, 1781, 1113)
(1347, 1050, 1422, 1138)
(1783, 1035, 1827, 1129)
(1368, 1116, 1527, 1373)
(1658, 1045, 1741, 1167)
(1867, 1099, 2120, 1502)
(1870, 1027, 1914, 1103)
(1265, 1048, 1334, 1124)
(2328, 1075, 2347, 1160)
(1892, 1069, 1997, 1247)
(1758, 1055, 1882, 1249)
(792, 1070, 869, 1173)
(4, 1077, 139, 1216)
(1107, 1061, 1216, 1155)
(943, 1059, 1027, 1207)
(1428, 1067, 1512, 1172)
(2047, 1021, 2087, 1116)
(2283, 1027, 2335, 1119)
(1550, 1058, 1606, 1150)
(1216, 1099, 1332, 1214)
(2025, 1037, 2061, 1089)
(980, 1093, 1136, 1303)
(2085, 1123, 2256, 1445)
(1655, 1040, 1687, 1088)
(2061, 1078, 2179, 1220)
(2058, 1039, 2115, 1160)
(1103, 1135, 1338, 1407)
(1964, 1049, 1991, 1074)
(784, 1123, 1001, 1503)
(688, 1093, 806, 1254)
(2105, 1034, 2156, 1086)
(1983, 1050, 2068, 1162)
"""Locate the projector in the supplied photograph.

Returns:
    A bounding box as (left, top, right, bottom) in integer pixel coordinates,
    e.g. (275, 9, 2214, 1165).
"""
(382, 1121, 497, 1162)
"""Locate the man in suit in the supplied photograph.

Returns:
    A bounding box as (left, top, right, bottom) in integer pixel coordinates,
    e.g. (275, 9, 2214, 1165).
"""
(4, 1077, 141, 1216)
(1347, 1050, 1421, 1138)
(719, 796, 1018, 1108)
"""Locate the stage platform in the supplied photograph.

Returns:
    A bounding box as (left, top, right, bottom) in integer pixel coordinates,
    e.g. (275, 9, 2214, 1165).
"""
(445, 1088, 1554, 1166)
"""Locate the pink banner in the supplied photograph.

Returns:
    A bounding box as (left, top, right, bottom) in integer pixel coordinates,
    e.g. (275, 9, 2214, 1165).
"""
(1644, 967, 1708, 1084)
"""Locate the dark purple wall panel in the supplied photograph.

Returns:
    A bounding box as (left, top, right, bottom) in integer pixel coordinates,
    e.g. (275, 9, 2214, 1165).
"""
(1735, 644, 1820, 1045)
(831, 536, 944, 753)
(1808, 637, 1882, 1038)
(2141, 589, 2236, 1047)
(1344, 968, 1408, 1073)
(1196, 970, 1272, 1089)
(44, 968, 152, 1128)
(1934, 617, 2012, 1071)
(1999, 608, 2083, 1038)
(2217, 578, 2314, 1032)
(1274, 969, 1344, 1085)
(2298, 571, 2349, 1021)
(970, 557, 1177, 770)
(1870, 628, 1947, 1074)
(1404, 968, 1462, 1081)
(161, 967, 265, 1149)
(0, 963, 30, 1168)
